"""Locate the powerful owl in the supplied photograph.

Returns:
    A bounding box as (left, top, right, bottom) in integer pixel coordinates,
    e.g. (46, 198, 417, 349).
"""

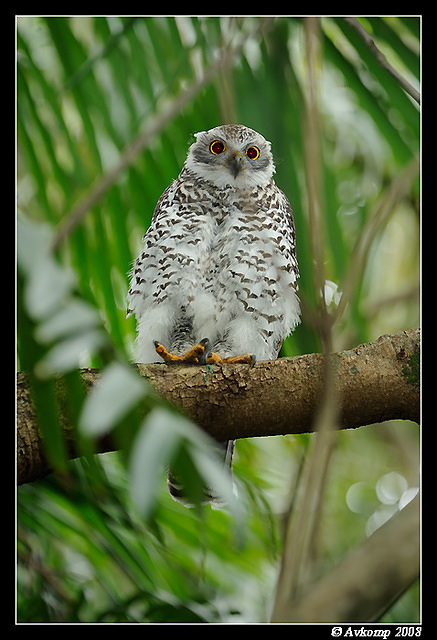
(127, 124, 300, 504)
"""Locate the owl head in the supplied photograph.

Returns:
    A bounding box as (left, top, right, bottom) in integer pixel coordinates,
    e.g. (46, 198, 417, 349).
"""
(185, 124, 275, 189)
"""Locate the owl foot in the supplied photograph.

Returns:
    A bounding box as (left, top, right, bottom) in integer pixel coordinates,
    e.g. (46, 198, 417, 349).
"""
(194, 339, 256, 366)
(154, 339, 256, 367)
(154, 338, 210, 364)
(207, 352, 257, 367)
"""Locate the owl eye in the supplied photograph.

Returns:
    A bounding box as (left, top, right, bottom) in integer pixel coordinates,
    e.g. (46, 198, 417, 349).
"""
(246, 146, 260, 160)
(210, 140, 225, 155)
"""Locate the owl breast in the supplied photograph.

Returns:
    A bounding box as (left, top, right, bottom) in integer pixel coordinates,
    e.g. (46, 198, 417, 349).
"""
(128, 170, 300, 363)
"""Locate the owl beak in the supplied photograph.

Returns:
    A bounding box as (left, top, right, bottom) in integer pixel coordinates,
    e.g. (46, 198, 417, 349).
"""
(228, 153, 243, 178)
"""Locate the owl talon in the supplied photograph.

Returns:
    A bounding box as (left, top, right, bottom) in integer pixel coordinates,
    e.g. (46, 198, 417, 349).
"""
(154, 339, 255, 367)
(220, 353, 256, 366)
(154, 340, 182, 363)
(206, 352, 256, 366)
(154, 338, 210, 364)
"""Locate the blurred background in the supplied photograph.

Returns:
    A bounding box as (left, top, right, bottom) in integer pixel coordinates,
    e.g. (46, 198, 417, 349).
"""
(17, 16, 420, 622)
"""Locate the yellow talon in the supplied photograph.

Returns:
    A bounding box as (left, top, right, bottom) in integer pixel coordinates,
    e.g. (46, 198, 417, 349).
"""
(154, 340, 256, 367)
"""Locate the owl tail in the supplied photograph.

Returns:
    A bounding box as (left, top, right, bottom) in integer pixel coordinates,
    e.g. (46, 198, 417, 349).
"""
(167, 439, 235, 508)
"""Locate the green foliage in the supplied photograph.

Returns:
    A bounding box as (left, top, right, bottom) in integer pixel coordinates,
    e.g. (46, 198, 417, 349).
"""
(17, 17, 420, 623)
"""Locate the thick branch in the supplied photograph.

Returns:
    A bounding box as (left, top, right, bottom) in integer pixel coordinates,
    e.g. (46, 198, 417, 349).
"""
(141, 328, 419, 439)
(17, 329, 419, 485)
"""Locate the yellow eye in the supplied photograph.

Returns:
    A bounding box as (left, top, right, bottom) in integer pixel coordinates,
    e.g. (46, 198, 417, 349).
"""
(210, 140, 225, 154)
(246, 146, 260, 160)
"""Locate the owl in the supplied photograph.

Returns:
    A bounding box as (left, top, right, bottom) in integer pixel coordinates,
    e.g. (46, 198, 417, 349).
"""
(127, 124, 300, 504)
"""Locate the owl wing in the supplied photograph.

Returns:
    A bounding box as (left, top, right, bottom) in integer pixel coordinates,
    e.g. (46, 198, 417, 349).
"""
(263, 185, 300, 354)
(126, 182, 175, 318)
(263, 185, 299, 290)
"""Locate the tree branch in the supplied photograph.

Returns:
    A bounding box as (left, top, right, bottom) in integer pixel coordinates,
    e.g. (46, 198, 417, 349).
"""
(344, 17, 421, 105)
(17, 329, 420, 485)
(271, 494, 420, 623)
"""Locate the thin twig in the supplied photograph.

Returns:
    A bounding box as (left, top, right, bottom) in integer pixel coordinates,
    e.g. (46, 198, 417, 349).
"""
(345, 17, 420, 105)
(364, 284, 420, 320)
(50, 18, 275, 252)
(304, 17, 329, 348)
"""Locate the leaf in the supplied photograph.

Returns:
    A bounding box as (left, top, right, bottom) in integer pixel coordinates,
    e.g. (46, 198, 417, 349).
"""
(128, 407, 241, 520)
(17, 218, 75, 320)
(35, 300, 101, 343)
(35, 329, 108, 379)
(79, 361, 147, 437)
(128, 408, 185, 516)
(18, 216, 112, 378)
